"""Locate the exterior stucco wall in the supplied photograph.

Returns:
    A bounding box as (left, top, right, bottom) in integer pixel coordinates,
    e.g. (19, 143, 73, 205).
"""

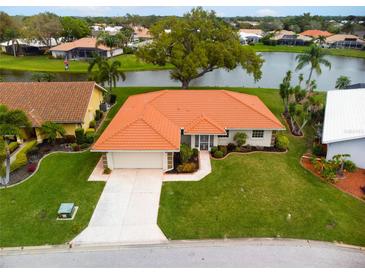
(81, 86, 104, 130)
(51, 50, 66, 58)
(35, 123, 79, 142)
(218, 130, 273, 147)
(326, 138, 365, 169)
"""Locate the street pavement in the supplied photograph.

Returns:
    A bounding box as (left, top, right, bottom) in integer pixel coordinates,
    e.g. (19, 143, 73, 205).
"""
(1, 238, 365, 267)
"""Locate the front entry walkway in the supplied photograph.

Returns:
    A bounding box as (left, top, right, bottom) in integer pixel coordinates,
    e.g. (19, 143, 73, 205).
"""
(73, 169, 167, 245)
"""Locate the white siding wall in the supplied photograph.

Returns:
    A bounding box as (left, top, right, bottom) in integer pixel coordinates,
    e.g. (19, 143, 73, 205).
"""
(326, 138, 365, 169)
(218, 130, 273, 147)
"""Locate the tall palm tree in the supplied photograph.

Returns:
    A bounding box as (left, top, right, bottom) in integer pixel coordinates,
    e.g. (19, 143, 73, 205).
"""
(40, 121, 65, 144)
(95, 32, 120, 58)
(0, 105, 30, 185)
(295, 45, 331, 91)
(279, 70, 293, 114)
(335, 76, 351, 89)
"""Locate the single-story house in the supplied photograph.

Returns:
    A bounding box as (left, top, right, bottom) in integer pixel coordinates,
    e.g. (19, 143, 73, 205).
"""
(92, 90, 285, 171)
(300, 30, 333, 38)
(0, 81, 105, 142)
(132, 26, 152, 42)
(239, 29, 263, 44)
(49, 37, 123, 60)
(322, 89, 365, 168)
(325, 34, 365, 49)
(269, 30, 312, 46)
(0, 38, 58, 56)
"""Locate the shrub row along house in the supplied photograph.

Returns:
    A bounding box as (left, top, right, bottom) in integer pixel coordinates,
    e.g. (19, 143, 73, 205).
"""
(49, 37, 123, 60)
(0, 82, 105, 142)
(93, 90, 285, 171)
(322, 88, 365, 168)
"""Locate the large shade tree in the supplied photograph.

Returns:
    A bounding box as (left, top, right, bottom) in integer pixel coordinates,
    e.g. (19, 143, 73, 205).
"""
(0, 12, 21, 57)
(0, 105, 30, 185)
(61, 16, 91, 41)
(295, 44, 331, 91)
(136, 7, 264, 88)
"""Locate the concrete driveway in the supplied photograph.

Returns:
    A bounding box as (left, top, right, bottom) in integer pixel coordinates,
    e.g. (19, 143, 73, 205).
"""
(73, 169, 167, 245)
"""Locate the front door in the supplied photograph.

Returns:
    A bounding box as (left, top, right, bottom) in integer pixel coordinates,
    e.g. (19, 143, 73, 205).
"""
(199, 135, 209, 150)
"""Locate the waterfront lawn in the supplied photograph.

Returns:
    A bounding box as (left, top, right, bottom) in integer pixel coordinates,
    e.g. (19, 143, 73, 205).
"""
(0, 151, 105, 247)
(0, 53, 172, 73)
(251, 43, 365, 59)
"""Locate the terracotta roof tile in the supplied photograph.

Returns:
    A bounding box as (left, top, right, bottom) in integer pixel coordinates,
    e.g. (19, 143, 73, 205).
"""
(300, 30, 333, 38)
(49, 37, 110, 52)
(0, 82, 103, 127)
(93, 90, 284, 151)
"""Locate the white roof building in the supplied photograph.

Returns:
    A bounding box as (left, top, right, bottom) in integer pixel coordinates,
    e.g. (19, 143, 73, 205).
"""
(322, 89, 365, 168)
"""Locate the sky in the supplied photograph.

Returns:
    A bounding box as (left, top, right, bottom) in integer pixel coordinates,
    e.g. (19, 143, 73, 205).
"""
(1, 6, 365, 17)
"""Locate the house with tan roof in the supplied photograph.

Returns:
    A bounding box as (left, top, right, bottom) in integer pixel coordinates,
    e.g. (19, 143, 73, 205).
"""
(93, 90, 285, 171)
(269, 30, 312, 46)
(0, 82, 105, 142)
(132, 26, 152, 42)
(325, 34, 364, 49)
(49, 37, 123, 60)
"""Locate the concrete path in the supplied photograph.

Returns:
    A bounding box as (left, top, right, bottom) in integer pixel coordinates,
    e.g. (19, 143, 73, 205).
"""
(73, 169, 167, 245)
(1, 239, 364, 267)
(163, 151, 212, 181)
(9, 142, 25, 164)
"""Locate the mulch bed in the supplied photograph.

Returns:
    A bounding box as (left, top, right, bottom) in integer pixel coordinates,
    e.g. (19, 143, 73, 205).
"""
(211, 146, 286, 159)
(165, 152, 199, 174)
(282, 112, 303, 137)
(301, 154, 365, 200)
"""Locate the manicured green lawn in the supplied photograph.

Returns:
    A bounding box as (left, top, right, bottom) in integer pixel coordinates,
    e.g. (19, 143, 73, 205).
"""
(251, 43, 365, 59)
(157, 88, 365, 247)
(0, 152, 104, 247)
(0, 53, 172, 73)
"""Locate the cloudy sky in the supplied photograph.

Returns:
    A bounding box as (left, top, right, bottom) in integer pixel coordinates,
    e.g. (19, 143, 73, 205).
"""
(1, 6, 365, 17)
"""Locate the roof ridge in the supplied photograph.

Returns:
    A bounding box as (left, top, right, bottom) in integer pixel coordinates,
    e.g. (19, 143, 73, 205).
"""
(186, 113, 225, 132)
(223, 90, 284, 129)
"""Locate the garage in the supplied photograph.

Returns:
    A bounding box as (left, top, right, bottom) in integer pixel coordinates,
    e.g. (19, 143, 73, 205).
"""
(109, 152, 164, 169)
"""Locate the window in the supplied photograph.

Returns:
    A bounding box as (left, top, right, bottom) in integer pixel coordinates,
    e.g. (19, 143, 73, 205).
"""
(209, 135, 214, 147)
(167, 152, 173, 170)
(195, 135, 199, 148)
(252, 130, 264, 138)
(218, 130, 229, 138)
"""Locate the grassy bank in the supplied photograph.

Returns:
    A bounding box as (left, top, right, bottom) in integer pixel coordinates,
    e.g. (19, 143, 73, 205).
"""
(251, 43, 365, 58)
(0, 53, 172, 73)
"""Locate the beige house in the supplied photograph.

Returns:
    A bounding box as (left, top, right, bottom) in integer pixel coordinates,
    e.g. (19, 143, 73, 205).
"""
(0, 82, 105, 142)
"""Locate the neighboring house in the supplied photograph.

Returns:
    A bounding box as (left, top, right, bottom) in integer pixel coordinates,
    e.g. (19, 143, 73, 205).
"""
(300, 30, 333, 38)
(270, 30, 312, 46)
(0, 82, 105, 142)
(325, 34, 365, 49)
(0, 38, 58, 56)
(49, 37, 123, 60)
(239, 29, 263, 44)
(104, 26, 124, 36)
(345, 83, 365, 89)
(93, 90, 285, 171)
(322, 89, 365, 168)
(132, 26, 152, 42)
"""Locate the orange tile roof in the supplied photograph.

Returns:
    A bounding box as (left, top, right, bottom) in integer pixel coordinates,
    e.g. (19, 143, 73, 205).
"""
(49, 37, 110, 52)
(93, 90, 284, 151)
(300, 30, 333, 38)
(0, 82, 104, 127)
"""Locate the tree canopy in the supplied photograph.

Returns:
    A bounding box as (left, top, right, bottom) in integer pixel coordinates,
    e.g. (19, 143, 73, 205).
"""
(61, 16, 90, 41)
(136, 7, 264, 88)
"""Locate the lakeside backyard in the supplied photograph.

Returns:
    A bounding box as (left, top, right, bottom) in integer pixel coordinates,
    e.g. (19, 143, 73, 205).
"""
(1, 44, 364, 74)
(0, 87, 365, 247)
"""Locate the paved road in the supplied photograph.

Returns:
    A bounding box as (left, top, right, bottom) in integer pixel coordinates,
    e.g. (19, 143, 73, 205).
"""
(1, 239, 365, 267)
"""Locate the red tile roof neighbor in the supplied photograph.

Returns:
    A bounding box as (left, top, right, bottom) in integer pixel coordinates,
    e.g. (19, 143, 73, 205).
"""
(93, 90, 284, 151)
(300, 30, 333, 38)
(0, 82, 104, 127)
(49, 37, 110, 52)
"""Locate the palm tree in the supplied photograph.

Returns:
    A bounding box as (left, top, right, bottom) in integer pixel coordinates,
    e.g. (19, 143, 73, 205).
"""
(335, 76, 351, 89)
(40, 121, 65, 144)
(279, 70, 293, 114)
(0, 105, 30, 185)
(317, 35, 326, 46)
(295, 45, 331, 91)
(96, 32, 120, 58)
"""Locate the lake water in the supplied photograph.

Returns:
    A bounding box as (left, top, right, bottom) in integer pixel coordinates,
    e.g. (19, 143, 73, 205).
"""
(1, 52, 364, 90)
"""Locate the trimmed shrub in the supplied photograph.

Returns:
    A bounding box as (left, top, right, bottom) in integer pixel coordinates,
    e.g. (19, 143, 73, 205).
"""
(89, 120, 96, 129)
(64, 134, 76, 144)
(312, 144, 326, 157)
(75, 128, 84, 145)
(8, 142, 19, 153)
(192, 148, 199, 158)
(84, 132, 95, 144)
(218, 145, 227, 156)
(80, 143, 89, 149)
(71, 143, 80, 151)
(214, 150, 224, 158)
(176, 162, 198, 173)
(103, 167, 111, 174)
(85, 128, 95, 134)
(27, 163, 37, 173)
(95, 110, 102, 121)
(275, 135, 289, 150)
(344, 160, 357, 172)
(210, 146, 218, 155)
(109, 94, 117, 105)
(227, 143, 236, 152)
(234, 132, 247, 147)
(180, 144, 193, 163)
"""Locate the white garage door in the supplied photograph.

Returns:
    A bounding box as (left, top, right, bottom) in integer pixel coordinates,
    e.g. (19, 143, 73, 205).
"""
(111, 152, 163, 169)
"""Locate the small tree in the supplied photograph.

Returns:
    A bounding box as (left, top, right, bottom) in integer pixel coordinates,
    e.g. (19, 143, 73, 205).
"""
(279, 70, 293, 113)
(180, 144, 193, 163)
(335, 76, 351, 89)
(234, 132, 247, 147)
(332, 154, 350, 177)
(40, 121, 65, 144)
